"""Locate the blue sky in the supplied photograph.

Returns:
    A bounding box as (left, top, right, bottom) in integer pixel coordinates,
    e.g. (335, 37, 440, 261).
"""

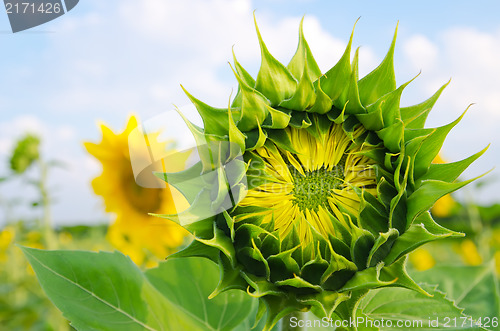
(0, 0, 499, 225)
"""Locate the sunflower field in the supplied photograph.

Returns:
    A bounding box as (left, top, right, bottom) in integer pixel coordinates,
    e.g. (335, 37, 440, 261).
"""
(1, 9, 500, 331)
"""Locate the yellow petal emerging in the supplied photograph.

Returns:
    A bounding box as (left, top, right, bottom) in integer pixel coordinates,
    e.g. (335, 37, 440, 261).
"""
(238, 124, 376, 245)
(431, 154, 456, 217)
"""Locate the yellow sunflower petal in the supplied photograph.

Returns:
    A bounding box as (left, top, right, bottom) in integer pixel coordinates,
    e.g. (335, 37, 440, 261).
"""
(238, 123, 376, 246)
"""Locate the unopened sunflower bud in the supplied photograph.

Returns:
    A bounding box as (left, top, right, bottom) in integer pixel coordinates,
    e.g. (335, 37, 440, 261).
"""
(156, 17, 488, 330)
(10, 134, 40, 174)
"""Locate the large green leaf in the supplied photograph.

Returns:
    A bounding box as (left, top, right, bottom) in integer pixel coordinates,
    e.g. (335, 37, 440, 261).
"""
(22, 247, 256, 331)
(359, 284, 486, 330)
(281, 278, 494, 331)
(21, 247, 203, 331)
(413, 264, 500, 326)
(146, 257, 256, 331)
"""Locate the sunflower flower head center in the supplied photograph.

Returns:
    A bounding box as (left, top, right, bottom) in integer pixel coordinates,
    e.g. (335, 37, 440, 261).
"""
(120, 162, 163, 213)
(291, 162, 345, 213)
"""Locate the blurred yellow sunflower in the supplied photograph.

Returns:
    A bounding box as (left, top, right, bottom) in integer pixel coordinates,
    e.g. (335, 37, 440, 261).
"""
(0, 226, 15, 262)
(409, 247, 435, 271)
(457, 239, 482, 266)
(85, 116, 190, 266)
(431, 154, 457, 217)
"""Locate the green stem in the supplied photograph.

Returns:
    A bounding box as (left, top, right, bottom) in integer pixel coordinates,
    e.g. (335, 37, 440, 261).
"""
(464, 188, 489, 259)
(39, 159, 56, 250)
(281, 311, 305, 331)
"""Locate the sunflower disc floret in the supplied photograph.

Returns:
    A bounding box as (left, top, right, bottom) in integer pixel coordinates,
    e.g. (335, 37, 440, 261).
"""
(155, 17, 488, 329)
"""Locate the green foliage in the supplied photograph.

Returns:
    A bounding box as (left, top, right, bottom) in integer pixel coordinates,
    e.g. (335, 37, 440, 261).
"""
(22, 247, 258, 331)
(9, 134, 40, 174)
(293, 264, 499, 331)
(145, 258, 257, 331)
(0, 223, 72, 331)
(358, 285, 486, 330)
(413, 264, 500, 324)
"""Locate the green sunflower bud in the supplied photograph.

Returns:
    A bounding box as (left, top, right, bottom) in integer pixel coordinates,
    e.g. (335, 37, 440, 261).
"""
(10, 134, 40, 174)
(155, 17, 488, 330)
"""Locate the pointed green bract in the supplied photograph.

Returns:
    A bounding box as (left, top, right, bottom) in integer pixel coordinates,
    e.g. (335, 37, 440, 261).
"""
(254, 16, 297, 106)
(344, 48, 365, 114)
(231, 63, 270, 131)
(412, 107, 470, 179)
(287, 17, 322, 82)
(401, 80, 450, 129)
(407, 171, 490, 224)
(320, 21, 355, 109)
(157, 18, 487, 331)
(308, 79, 333, 114)
(358, 23, 398, 106)
(420, 145, 489, 183)
(181, 85, 232, 136)
(279, 60, 316, 111)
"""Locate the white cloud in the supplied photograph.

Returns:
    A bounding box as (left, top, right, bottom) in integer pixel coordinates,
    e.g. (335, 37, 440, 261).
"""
(403, 27, 500, 120)
(42, 0, 363, 110)
(440, 27, 500, 119)
(403, 34, 438, 71)
(358, 46, 379, 78)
